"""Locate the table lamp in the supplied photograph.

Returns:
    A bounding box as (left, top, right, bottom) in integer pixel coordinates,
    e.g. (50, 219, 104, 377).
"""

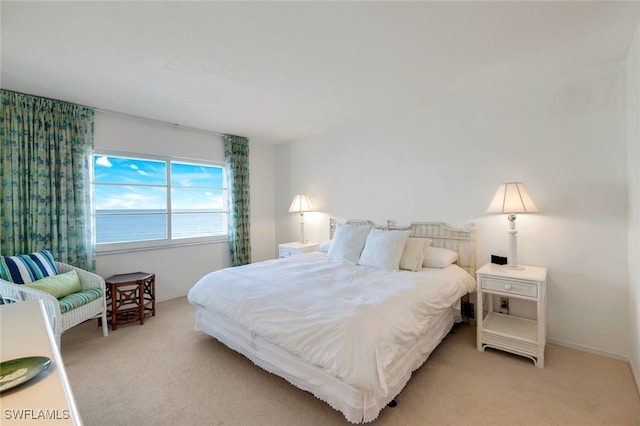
(487, 182, 538, 270)
(289, 194, 314, 243)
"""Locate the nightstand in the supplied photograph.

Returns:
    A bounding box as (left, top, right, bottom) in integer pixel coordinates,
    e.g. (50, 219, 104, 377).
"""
(476, 262, 547, 367)
(278, 241, 320, 258)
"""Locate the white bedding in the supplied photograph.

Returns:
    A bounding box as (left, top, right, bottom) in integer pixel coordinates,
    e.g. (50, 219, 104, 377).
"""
(188, 251, 476, 422)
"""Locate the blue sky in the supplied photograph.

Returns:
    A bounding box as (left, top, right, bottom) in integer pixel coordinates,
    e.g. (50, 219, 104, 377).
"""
(94, 155, 224, 211)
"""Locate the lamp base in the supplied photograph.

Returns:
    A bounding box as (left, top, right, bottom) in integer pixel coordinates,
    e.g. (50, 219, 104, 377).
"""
(504, 264, 525, 271)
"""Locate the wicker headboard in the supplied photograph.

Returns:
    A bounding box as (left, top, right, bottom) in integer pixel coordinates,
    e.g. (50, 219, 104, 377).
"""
(329, 218, 476, 275)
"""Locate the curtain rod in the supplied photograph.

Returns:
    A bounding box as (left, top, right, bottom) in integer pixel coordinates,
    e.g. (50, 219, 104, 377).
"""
(1, 88, 229, 138)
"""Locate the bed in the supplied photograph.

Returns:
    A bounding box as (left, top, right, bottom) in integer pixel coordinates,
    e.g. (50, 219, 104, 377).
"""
(188, 219, 476, 423)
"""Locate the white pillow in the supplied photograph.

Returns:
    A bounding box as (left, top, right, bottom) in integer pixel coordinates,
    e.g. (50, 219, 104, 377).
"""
(358, 228, 410, 271)
(399, 237, 432, 272)
(423, 246, 458, 268)
(316, 240, 332, 253)
(327, 225, 371, 264)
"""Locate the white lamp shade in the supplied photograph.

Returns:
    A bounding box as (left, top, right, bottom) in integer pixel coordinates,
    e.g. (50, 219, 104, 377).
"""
(289, 194, 314, 213)
(487, 182, 538, 214)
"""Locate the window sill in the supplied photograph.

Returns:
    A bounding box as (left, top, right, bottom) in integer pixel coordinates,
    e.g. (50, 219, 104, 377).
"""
(96, 238, 229, 256)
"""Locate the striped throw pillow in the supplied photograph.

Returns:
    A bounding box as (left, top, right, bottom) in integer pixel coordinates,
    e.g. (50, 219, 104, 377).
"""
(58, 288, 103, 313)
(0, 250, 59, 284)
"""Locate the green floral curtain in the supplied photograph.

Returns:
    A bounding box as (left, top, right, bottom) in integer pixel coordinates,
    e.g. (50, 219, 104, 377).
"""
(0, 90, 95, 270)
(223, 134, 251, 266)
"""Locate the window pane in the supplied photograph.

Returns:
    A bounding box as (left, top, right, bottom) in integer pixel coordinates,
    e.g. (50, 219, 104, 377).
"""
(96, 213, 167, 243)
(93, 153, 228, 248)
(94, 156, 166, 185)
(94, 185, 167, 211)
(171, 213, 226, 239)
(171, 162, 224, 188)
(171, 188, 225, 211)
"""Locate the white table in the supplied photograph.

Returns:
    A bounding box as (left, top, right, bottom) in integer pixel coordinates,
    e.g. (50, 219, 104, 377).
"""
(0, 300, 81, 425)
(278, 241, 320, 258)
(476, 262, 548, 367)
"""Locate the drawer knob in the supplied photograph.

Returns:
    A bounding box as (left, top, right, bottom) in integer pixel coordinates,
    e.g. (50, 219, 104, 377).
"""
(504, 284, 512, 290)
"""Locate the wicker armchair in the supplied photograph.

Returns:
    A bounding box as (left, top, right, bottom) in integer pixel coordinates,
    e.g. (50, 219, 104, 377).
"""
(0, 262, 108, 347)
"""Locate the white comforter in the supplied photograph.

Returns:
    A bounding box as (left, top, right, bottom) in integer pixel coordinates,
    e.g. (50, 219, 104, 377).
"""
(188, 252, 475, 399)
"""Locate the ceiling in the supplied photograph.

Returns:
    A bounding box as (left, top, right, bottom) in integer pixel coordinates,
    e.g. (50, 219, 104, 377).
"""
(2, 1, 639, 143)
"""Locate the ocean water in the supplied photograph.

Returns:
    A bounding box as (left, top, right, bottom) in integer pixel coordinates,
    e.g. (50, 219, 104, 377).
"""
(95, 209, 225, 244)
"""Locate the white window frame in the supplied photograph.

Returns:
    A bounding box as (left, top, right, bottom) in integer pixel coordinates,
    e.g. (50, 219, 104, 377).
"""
(93, 150, 228, 254)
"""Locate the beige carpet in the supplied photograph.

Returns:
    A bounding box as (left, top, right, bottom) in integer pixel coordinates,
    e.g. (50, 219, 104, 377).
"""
(61, 297, 640, 426)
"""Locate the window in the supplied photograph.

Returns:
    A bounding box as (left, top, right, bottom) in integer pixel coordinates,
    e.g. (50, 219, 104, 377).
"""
(93, 152, 227, 251)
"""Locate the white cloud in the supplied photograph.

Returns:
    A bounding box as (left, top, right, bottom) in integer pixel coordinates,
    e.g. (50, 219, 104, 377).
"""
(96, 156, 112, 167)
(130, 164, 150, 176)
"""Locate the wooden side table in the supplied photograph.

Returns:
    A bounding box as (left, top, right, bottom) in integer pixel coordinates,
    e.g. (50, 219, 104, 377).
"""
(104, 272, 155, 330)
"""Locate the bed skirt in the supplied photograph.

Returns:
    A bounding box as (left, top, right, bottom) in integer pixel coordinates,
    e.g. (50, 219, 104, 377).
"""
(193, 305, 456, 423)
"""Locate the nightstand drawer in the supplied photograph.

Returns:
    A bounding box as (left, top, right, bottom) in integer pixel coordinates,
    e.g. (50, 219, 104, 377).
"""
(481, 277, 538, 298)
(278, 242, 320, 258)
(279, 247, 297, 258)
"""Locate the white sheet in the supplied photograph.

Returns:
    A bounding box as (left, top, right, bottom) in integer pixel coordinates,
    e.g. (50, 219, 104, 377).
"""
(188, 252, 475, 421)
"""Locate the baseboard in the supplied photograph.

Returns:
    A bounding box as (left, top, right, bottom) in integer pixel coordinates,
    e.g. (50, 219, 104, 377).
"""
(156, 291, 189, 303)
(547, 337, 629, 362)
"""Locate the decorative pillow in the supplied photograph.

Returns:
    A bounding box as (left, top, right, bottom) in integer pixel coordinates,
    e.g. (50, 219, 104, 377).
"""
(358, 229, 410, 271)
(399, 237, 432, 272)
(423, 246, 459, 268)
(58, 287, 103, 313)
(25, 270, 81, 299)
(0, 250, 59, 284)
(316, 240, 332, 253)
(327, 224, 371, 264)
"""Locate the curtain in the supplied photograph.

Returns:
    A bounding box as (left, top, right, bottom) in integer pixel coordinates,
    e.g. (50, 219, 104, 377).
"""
(223, 134, 251, 266)
(0, 90, 95, 270)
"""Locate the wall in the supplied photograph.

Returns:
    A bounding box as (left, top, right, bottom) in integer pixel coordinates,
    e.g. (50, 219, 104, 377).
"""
(276, 60, 630, 359)
(627, 17, 640, 390)
(94, 112, 276, 301)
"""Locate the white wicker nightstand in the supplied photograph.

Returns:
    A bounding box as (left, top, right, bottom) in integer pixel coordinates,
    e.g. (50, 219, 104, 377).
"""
(278, 242, 320, 258)
(476, 262, 548, 367)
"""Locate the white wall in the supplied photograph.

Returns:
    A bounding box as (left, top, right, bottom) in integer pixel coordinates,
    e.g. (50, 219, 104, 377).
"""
(627, 17, 640, 389)
(94, 112, 276, 301)
(276, 60, 630, 359)
(249, 141, 277, 262)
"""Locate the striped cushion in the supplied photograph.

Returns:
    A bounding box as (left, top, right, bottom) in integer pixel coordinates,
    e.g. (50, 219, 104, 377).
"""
(0, 250, 59, 284)
(58, 288, 103, 313)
